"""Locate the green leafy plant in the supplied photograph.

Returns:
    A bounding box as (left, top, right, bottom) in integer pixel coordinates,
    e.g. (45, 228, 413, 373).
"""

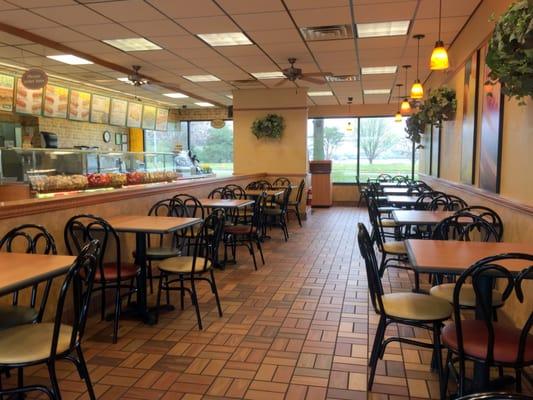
(486, 0, 533, 104)
(251, 114, 285, 139)
(405, 107, 429, 147)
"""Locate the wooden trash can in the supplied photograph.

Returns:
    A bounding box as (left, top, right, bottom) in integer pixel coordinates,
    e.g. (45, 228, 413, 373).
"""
(309, 160, 332, 207)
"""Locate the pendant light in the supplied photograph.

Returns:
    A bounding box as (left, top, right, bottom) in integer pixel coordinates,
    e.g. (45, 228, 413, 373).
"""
(395, 84, 403, 122)
(400, 65, 412, 115)
(430, 0, 449, 70)
(411, 34, 425, 99)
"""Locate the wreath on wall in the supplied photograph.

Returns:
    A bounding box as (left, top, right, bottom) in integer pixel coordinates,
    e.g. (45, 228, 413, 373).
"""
(251, 114, 285, 139)
(486, 0, 533, 104)
(405, 87, 457, 147)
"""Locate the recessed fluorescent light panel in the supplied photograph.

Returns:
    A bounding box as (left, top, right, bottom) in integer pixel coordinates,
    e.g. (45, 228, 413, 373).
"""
(363, 89, 391, 95)
(195, 102, 214, 107)
(357, 21, 410, 38)
(163, 92, 188, 99)
(103, 38, 162, 52)
(183, 75, 220, 82)
(47, 54, 93, 65)
(361, 66, 398, 75)
(308, 91, 333, 96)
(251, 72, 285, 79)
(197, 32, 252, 47)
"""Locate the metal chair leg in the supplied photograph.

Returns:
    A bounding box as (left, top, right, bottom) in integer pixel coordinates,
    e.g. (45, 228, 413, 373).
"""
(76, 346, 96, 400)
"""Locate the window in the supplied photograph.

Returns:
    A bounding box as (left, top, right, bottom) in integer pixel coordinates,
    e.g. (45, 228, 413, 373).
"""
(144, 121, 187, 153)
(308, 116, 415, 183)
(189, 120, 233, 177)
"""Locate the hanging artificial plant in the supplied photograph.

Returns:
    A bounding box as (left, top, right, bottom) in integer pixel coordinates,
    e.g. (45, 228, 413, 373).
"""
(486, 0, 533, 104)
(405, 87, 457, 147)
(251, 114, 285, 139)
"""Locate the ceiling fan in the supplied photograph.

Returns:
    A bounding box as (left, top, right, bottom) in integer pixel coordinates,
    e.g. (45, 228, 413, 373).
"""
(127, 65, 149, 86)
(275, 58, 332, 86)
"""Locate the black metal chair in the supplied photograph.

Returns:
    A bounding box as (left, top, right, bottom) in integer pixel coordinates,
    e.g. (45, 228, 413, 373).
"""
(264, 186, 292, 241)
(0, 240, 100, 400)
(208, 187, 229, 199)
(287, 179, 305, 227)
(272, 177, 291, 187)
(357, 223, 452, 391)
(64, 214, 139, 344)
(377, 173, 393, 182)
(224, 184, 247, 199)
(441, 256, 533, 397)
(0, 224, 57, 330)
(428, 194, 468, 211)
(245, 180, 272, 190)
(173, 194, 206, 254)
(455, 393, 533, 400)
(156, 210, 226, 329)
(458, 206, 504, 241)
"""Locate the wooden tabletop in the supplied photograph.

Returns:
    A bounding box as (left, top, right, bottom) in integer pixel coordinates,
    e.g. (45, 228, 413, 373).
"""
(107, 215, 202, 234)
(393, 210, 455, 225)
(246, 189, 284, 197)
(198, 198, 254, 209)
(386, 195, 421, 205)
(406, 239, 533, 274)
(383, 187, 410, 194)
(0, 253, 76, 296)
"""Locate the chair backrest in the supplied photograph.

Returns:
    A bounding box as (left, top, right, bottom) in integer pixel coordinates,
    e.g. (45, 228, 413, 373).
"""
(189, 209, 225, 274)
(246, 180, 272, 190)
(377, 173, 392, 182)
(444, 194, 468, 211)
(459, 206, 504, 241)
(452, 254, 533, 366)
(224, 184, 246, 199)
(415, 191, 446, 209)
(367, 198, 385, 251)
(456, 393, 533, 400)
(51, 240, 100, 359)
(432, 212, 500, 242)
(272, 177, 291, 187)
(0, 224, 57, 318)
(64, 214, 122, 281)
(392, 175, 409, 183)
(295, 179, 305, 203)
(279, 186, 293, 213)
(173, 193, 205, 219)
(149, 198, 188, 217)
(208, 187, 227, 199)
(357, 223, 384, 314)
(251, 192, 267, 232)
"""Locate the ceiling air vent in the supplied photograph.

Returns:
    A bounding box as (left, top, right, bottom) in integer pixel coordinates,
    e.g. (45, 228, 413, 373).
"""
(300, 25, 354, 41)
(326, 75, 360, 82)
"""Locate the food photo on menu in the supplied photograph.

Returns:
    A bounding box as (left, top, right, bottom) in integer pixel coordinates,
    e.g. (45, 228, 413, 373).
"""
(69, 90, 91, 121)
(43, 85, 68, 118)
(15, 79, 42, 115)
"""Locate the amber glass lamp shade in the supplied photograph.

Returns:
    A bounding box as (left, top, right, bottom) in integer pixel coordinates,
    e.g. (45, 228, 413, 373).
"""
(394, 111, 402, 122)
(400, 99, 411, 115)
(410, 80, 424, 99)
(430, 40, 449, 70)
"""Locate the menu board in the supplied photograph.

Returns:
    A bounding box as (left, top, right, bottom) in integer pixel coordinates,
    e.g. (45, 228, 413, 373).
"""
(69, 90, 91, 121)
(90, 94, 110, 124)
(142, 105, 156, 129)
(43, 84, 68, 118)
(127, 102, 142, 128)
(15, 78, 42, 115)
(0, 74, 14, 112)
(155, 108, 169, 131)
(109, 98, 127, 126)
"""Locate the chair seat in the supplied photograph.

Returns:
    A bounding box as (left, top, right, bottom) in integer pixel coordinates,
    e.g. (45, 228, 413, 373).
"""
(225, 225, 256, 235)
(430, 283, 503, 307)
(158, 256, 212, 274)
(381, 218, 399, 228)
(382, 241, 406, 254)
(381, 292, 452, 321)
(442, 320, 533, 364)
(146, 247, 181, 260)
(0, 305, 38, 330)
(0, 323, 72, 364)
(97, 262, 139, 282)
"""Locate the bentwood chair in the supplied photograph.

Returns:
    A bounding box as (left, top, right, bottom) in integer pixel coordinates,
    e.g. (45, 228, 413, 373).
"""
(0, 224, 57, 330)
(224, 192, 266, 270)
(173, 194, 206, 254)
(245, 180, 272, 190)
(287, 179, 305, 227)
(456, 393, 533, 400)
(377, 173, 392, 182)
(458, 206, 504, 241)
(357, 223, 452, 391)
(441, 256, 533, 397)
(64, 215, 139, 343)
(208, 187, 229, 199)
(264, 185, 292, 241)
(272, 177, 291, 187)
(156, 209, 225, 329)
(0, 240, 100, 400)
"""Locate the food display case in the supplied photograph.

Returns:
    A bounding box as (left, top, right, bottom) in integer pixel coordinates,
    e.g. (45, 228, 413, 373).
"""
(0, 147, 210, 197)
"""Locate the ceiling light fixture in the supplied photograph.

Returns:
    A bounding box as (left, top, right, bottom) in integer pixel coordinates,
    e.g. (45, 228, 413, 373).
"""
(182, 75, 220, 82)
(430, 0, 449, 70)
(251, 72, 285, 80)
(411, 34, 425, 99)
(103, 38, 162, 52)
(363, 89, 391, 95)
(308, 91, 333, 96)
(163, 92, 188, 99)
(361, 66, 398, 75)
(197, 32, 252, 47)
(395, 84, 403, 122)
(195, 102, 214, 107)
(400, 65, 411, 115)
(356, 21, 410, 38)
(46, 54, 93, 65)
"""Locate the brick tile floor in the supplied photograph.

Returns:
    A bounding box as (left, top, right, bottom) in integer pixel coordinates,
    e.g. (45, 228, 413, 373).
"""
(10, 207, 532, 399)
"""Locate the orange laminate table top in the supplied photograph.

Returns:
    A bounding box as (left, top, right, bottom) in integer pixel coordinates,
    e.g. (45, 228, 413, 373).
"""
(392, 210, 455, 225)
(198, 198, 254, 209)
(0, 253, 76, 296)
(106, 215, 202, 234)
(246, 189, 284, 197)
(406, 239, 533, 274)
(386, 195, 421, 205)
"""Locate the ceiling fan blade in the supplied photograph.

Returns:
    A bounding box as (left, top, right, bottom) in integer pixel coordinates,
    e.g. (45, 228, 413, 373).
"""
(302, 72, 332, 77)
(300, 76, 326, 85)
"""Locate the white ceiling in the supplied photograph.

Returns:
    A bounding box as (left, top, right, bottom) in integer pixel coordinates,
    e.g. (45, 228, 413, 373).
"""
(0, 0, 481, 108)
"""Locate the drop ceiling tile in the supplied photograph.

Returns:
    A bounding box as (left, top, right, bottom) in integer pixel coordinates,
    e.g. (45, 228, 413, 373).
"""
(176, 15, 239, 34)
(151, 35, 205, 50)
(308, 39, 354, 53)
(0, 0, 18, 10)
(28, 26, 89, 43)
(417, 0, 480, 19)
(284, 0, 347, 10)
(0, 9, 58, 29)
(32, 5, 111, 25)
(354, 1, 417, 23)
(217, 0, 284, 14)
(146, 0, 224, 18)
(16, 43, 51, 56)
(216, 45, 263, 57)
(0, 32, 33, 46)
(123, 20, 188, 37)
(65, 40, 121, 54)
(130, 49, 182, 62)
(364, 94, 390, 104)
(291, 6, 352, 27)
(0, 46, 30, 57)
(233, 12, 294, 31)
(6, 0, 75, 6)
(73, 23, 137, 40)
(411, 16, 468, 36)
(86, 0, 164, 22)
(248, 29, 302, 44)
(177, 46, 221, 59)
(357, 36, 407, 50)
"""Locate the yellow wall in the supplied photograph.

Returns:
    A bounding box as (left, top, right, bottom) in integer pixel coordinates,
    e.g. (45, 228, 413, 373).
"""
(233, 88, 308, 175)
